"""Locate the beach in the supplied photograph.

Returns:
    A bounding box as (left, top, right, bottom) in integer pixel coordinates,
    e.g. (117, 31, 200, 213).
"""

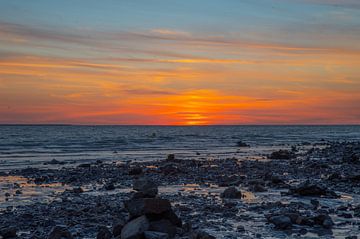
(1, 126, 360, 238)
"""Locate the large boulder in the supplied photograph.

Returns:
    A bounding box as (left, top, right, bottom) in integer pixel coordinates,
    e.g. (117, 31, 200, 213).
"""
(133, 178, 158, 198)
(47, 226, 73, 239)
(125, 198, 172, 218)
(220, 186, 242, 199)
(121, 215, 150, 239)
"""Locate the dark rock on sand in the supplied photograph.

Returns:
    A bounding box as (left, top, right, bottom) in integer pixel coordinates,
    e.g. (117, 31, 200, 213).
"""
(121, 215, 150, 239)
(267, 215, 292, 229)
(133, 178, 158, 198)
(221, 186, 242, 199)
(268, 150, 294, 160)
(0, 227, 17, 239)
(129, 166, 143, 175)
(97, 226, 112, 239)
(166, 154, 175, 161)
(47, 226, 73, 239)
(288, 180, 338, 198)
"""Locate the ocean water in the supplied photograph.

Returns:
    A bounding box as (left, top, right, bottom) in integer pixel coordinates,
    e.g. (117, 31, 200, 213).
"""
(0, 125, 359, 171)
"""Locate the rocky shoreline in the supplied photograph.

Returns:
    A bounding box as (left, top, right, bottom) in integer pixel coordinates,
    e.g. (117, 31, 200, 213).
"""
(1, 141, 360, 238)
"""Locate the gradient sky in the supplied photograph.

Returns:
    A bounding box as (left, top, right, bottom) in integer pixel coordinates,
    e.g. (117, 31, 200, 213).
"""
(0, 0, 359, 125)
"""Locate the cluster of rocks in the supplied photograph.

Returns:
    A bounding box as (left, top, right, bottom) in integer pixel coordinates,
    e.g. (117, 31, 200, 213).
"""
(119, 177, 215, 239)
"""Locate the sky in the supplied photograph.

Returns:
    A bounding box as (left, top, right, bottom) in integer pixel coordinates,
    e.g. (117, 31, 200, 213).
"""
(0, 0, 359, 125)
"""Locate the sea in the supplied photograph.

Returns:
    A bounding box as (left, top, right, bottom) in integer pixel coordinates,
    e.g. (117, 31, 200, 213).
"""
(0, 125, 360, 171)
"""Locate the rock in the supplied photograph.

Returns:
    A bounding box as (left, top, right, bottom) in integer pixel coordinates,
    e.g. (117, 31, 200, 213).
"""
(268, 150, 294, 160)
(268, 215, 292, 229)
(46, 159, 66, 165)
(15, 190, 22, 195)
(104, 182, 115, 191)
(313, 214, 334, 229)
(121, 215, 149, 239)
(97, 226, 112, 239)
(47, 226, 73, 239)
(144, 231, 169, 239)
(125, 198, 172, 218)
(220, 186, 242, 199)
(236, 141, 250, 147)
(149, 220, 176, 238)
(289, 181, 338, 198)
(0, 227, 17, 239)
(78, 163, 91, 168)
(113, 218, 126, 237)
(249, 183, 267, 192)
(133, 178, 158, 198)
(129, 166, 143, 175)
(166, 154, 175, 161)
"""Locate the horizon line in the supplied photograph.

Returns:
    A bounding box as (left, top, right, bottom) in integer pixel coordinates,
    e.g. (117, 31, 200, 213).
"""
(0, 124, 359, 127)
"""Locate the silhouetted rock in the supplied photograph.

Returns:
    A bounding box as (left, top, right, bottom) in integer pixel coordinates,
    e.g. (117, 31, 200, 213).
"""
(268, 150, 294, 160)
(221, 186, 242, 199)
(129, 166, 143, 175)
(236, 141, 250, 147)
(268, 215, 292, 230)
(289, 181, 338, 198)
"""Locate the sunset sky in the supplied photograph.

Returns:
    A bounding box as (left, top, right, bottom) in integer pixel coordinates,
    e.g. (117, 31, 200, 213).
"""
(0, 0, 359, 125)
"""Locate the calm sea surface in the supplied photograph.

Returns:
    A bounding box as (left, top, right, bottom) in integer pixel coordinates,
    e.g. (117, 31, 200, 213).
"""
(0, 125, 359, 171)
